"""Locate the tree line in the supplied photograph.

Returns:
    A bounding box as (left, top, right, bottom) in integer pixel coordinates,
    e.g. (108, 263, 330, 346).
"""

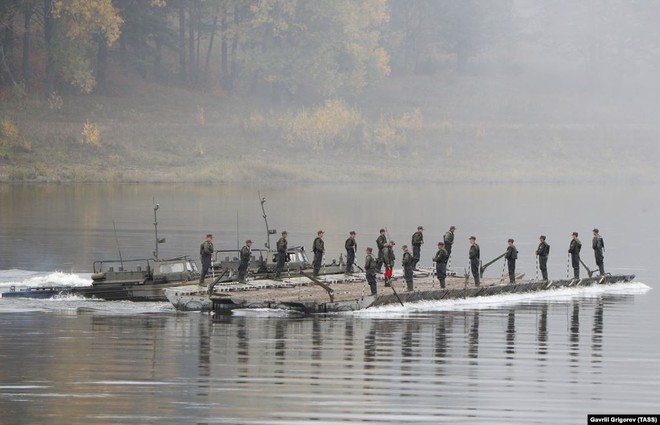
(0, 1, 659, 102)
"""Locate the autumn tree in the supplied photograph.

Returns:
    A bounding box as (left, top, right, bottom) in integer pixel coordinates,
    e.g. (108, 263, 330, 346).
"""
(236, 0, 390, 101)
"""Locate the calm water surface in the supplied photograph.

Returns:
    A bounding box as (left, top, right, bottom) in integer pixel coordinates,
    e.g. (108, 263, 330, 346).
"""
(0, 183, 658, 424)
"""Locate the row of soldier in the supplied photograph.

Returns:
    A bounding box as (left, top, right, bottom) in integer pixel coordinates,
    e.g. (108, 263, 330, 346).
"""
(198, 226, 606, 291)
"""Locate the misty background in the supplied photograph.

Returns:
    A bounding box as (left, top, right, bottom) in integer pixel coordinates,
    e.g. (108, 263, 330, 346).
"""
(0, 0, 658, 183)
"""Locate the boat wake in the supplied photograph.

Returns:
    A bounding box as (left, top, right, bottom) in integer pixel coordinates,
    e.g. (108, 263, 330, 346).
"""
(350, 281, 651, 316)
(0, 269, 92, 292)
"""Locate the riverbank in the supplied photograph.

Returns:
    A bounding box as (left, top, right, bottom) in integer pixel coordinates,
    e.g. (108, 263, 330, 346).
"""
(1, 74, 656, 184)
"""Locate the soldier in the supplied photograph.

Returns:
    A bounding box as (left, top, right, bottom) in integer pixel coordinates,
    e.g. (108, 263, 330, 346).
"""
(402, 245, 414, 291)
(199, 234, 214, 285)
(433, 241, 449, 288)
(469, 236, 480, 287)
(376, 229, 387, 272)
(505, 239, 518, 283)
(411, 226, 424, 270)
(238, 240, 252, 283)
(364, 247, 378, 295)
(312, 230, 325, 276)
(592, 228, 605, 276)
(345, 231, 357, 275)
(275, 231, 288, 280)
(382, 240, 396, 287)
(536, 235, 550, 281)
(444, 226, 456, 259)
(568, 232, 582, 279)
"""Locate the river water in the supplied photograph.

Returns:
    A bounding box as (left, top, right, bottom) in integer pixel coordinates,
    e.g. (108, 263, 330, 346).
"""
(0, 183, 657, 424)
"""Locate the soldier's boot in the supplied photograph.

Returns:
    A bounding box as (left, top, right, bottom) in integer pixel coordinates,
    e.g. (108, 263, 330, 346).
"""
(406, 282, 413, 291)
(440, 279, 446, 289)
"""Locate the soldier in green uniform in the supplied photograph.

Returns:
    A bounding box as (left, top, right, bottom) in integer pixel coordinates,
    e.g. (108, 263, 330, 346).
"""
(199, 234, 214, 284)
(411, 226, 424, 270)
(238, 240, 252, 283)
(469, 236, 480, 287)
(312, 230, 325, 276)
(536, 235, 550, 281)
(592, 228, 605, 276)
(376, 229, 387, 272)
(275, 231, 288, 280)
(345, 231, 357, 275)
(505, 239, 518, 283)
(382, 240, 395, 286)
(433, 241, 449, 288)
(444, 226, 456, 260)
(568, 232, 582, 279)
(364, 247, 378, 295)
(402, 245, 414, 291)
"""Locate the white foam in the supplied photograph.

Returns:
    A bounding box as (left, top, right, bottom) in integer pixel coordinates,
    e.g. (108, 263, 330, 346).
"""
(0, 270, 92, 290)
(232, 308, 303, 317)
(351, 282, 651, 316)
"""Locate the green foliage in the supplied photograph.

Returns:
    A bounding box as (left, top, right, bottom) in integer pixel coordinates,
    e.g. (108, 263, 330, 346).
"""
(238, 0, 390, 97)
(52, 32, 97, 93)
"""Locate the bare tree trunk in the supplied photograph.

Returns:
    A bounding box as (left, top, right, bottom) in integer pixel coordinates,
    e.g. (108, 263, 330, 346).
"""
(220, 1, 228, 89)
(22, 8, 31, 90)
(3, 13, 15, 70)
(179, 4, 186, 84)
(189, 6, 196, 84)
(44, 0, 55, 96)
(205, 10, 218, 86)
(228, 2, 239, 92)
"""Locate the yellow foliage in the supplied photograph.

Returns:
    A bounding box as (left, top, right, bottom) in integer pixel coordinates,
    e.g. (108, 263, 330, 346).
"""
(1, 118, 19, 143)
(285, 99, 364, 150)
(0, 117, 31, 151)
(54, 0, 123, 45)
(81, 121, 101, 147)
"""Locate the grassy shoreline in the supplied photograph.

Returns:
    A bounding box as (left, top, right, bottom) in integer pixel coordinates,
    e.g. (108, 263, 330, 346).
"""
(1, 76, 657, 184)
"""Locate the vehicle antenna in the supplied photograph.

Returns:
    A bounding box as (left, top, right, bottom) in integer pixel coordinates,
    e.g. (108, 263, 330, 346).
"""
(152, 200, 166, 258)
(236, 210, 240, 250)
(112, 220, 124, 269)
(259, 192, 273, 250)
(153, 201, 159, 258)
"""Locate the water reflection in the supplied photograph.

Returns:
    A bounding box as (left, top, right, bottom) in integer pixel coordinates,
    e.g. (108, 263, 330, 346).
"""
(434, 312, 450, 366)
(506, 309, 516, 359)
(569, 301, 580, 363)
(537, 304, 548, 362)
(0, 288, 655, 424)
(468, 311, 479, 361)
(197, 319, 211, 398)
